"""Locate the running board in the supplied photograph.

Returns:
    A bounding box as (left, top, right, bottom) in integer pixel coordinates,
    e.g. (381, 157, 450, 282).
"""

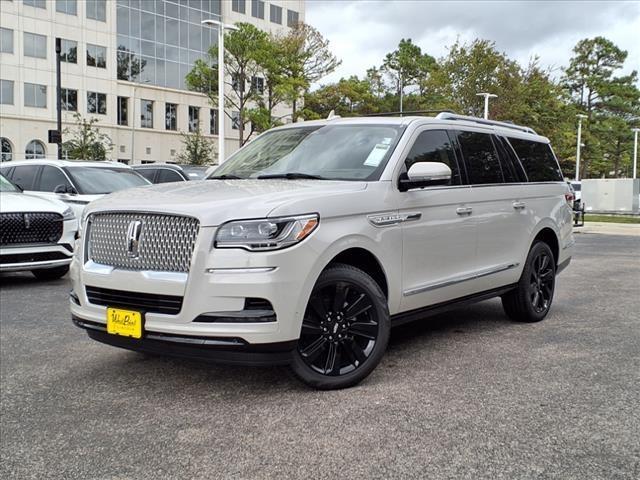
(391, 284, 517, 328)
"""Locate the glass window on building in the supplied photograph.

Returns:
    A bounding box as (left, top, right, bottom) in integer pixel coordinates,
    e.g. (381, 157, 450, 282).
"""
(87, 44, 107, 68)
(232, 0, 246, 14)
(86, 0, 107, 22)
(251, 0, 265, 19)
(24, 32, 47, 59)
(1, 138, 12, 162)
(165, 103, 177, 131)
(188, 106, 199, 132)
(287, 9, 299, 27)
(24, 83, 47, 108)
(25, 140, 46, 160)
(251, 76, 264, 95)
(61, 88, 77, 111)
(0, 28, 13, 54)
(117, 96, 128, 126)
(0, 80, 14, 105)
(141, 99, 154, 128)
(24, 0, 46, 9)
(60, 39, 78, 64)
(270, 4, 282, 24)
(56, 0, 77, 15)
(232, 74, 245, 93)
(87, 91, 107, 114)
(210, 109, 218, 135)
(232, 111, 240, 130)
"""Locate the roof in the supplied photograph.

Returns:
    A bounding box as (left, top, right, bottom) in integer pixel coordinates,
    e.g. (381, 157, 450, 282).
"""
(0, 159, 133, 169)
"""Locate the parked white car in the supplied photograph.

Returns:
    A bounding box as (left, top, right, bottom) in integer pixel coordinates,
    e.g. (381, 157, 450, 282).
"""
(70, 113, 574, 389)
(0, 160, 150, 219)
(1, 174, 77, 279)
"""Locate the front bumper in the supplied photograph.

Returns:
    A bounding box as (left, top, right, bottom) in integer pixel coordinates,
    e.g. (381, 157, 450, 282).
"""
(0, 243, 73, 272)
(72, 315, 296, 366)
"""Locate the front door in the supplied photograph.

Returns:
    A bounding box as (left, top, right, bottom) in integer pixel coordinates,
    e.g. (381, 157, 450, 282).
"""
(397, 128, 478, 312)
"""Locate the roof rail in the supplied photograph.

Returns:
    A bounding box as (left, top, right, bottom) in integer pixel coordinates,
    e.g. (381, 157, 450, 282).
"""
(435, 112, 537, 135)
(363, 109, 455, 117)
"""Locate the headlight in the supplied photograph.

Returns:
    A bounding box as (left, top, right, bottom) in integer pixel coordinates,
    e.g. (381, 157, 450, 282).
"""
(62, 207, 75, 221)
(214, 214, 319, 251)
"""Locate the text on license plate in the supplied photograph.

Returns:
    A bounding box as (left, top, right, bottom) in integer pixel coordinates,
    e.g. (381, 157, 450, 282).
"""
(106, 308, 142, 339)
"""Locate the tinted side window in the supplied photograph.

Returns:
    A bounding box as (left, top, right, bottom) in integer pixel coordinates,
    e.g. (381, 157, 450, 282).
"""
(405, 130, 461, 185)
(137, 169, 157, 182)
(37, 166, 71, 192)
(493, 136, 527, 183)
(11, 165, 40, 190)
(457, 131, 503, 185)
(156, 169, 184, 183)
(507, 137, 563, 182)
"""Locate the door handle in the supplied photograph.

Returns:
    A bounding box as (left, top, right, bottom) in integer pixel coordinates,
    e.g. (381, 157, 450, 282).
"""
(512, 201, 526, 210)
(456, 206, 473, 215)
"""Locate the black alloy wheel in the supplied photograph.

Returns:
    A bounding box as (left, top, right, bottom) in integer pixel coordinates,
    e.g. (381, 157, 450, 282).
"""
(291, 264, 389, 389)
(502, 241, 556, 323)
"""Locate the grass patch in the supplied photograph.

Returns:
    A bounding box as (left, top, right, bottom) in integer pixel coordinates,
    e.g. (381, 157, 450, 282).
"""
(585, 214, 640, 224)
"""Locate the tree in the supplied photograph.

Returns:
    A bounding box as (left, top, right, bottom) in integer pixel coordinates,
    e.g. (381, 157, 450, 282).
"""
(62, 113, 113, 160)
(382, 38, 435, 101)
(176, 128, 215, 165)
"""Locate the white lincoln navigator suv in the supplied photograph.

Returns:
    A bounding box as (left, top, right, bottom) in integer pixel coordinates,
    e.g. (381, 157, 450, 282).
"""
(70, 113, 574, 389)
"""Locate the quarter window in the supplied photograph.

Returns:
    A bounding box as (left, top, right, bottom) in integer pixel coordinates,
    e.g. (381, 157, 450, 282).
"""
(24, 32, 47, 59)
(507, 137, 564, 182)
(0, 80, 14, 105)
(457, 131, 504, 185)
(24, 83, 47, 108)
(87, 91, 107, 114)
(0, 27, 13, 54)
(405, 130, 462, 185)
(61, 88, 77, 111)
(60, 39, 78, 64)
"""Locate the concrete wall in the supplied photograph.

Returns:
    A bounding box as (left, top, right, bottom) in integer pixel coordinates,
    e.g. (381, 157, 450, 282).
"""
(582, 179, 640, 214)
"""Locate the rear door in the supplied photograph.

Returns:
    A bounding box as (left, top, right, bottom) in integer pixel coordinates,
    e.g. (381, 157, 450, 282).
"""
(454, 129, 529, 290)
(397, 128, 478, 312)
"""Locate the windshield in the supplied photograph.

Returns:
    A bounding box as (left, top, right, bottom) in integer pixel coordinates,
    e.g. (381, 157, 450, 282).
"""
(0, 174, 19, 193)
(64, 167, 150, 194)
(210, 124, 405, 181)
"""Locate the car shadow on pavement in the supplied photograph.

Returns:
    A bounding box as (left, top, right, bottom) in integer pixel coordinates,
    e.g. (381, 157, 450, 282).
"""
(0, 271, 70, 288)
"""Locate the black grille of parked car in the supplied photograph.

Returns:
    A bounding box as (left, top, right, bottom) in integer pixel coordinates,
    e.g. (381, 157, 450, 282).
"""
(0, 212, 63, 246)
(85, 286, 183, 315)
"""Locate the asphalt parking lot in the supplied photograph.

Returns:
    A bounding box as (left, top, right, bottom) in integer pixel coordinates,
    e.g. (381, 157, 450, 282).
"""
(1, 233, 639, 479)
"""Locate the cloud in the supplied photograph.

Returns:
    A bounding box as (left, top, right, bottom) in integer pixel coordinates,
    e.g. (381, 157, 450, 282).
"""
(306, 0, 640, 85)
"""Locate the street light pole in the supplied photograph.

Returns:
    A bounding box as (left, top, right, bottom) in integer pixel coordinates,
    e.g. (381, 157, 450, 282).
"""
(130, 79, 149, 165)
(202, 19, 237, 163)
(632, 128, 639, 180)
(476, 92, 497, 119)
(575, 114, 587, 181)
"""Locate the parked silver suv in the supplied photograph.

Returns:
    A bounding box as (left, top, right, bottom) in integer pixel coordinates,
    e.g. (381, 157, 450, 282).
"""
(70, 113, 574, 389)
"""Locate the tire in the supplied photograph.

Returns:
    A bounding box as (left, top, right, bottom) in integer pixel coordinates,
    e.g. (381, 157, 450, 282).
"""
(501, 241, 556, 323)
(290, 263, 390, 390)
(31, 265, 69, 280)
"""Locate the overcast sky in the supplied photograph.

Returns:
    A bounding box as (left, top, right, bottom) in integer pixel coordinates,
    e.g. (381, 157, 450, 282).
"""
(306, 0, 640, 86)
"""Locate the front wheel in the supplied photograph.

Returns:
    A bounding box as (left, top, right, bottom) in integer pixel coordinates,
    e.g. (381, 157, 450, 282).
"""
(502, 241, 556, 323)
(290, 263, 390, 390)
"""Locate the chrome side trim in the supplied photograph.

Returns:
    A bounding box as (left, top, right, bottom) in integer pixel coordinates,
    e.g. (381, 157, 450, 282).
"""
(368, 212, 422, 227)
(206, 267, 277, 274)
(403, 262, 520, 297)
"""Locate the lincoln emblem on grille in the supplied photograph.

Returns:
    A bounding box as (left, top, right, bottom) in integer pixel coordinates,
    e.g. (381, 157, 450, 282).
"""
(24, 213, 31, 230)
(126, 220, 143, 258)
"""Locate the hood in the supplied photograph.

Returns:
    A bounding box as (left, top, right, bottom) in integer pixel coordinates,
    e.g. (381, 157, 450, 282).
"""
(0, 192, 70, 214)
(84, 179, 368, 226)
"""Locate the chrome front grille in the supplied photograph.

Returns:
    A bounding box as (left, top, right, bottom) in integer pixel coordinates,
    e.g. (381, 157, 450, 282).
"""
(87, 212, 199, 273)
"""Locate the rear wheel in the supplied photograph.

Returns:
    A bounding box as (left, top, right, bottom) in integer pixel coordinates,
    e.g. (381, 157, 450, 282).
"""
(290, 264, 390, 390)
(502, 242, 556, 323)
(31, 265, 69, 280)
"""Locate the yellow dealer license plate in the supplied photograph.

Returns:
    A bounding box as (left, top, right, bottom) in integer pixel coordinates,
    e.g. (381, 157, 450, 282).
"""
(106, 308, 142, 339)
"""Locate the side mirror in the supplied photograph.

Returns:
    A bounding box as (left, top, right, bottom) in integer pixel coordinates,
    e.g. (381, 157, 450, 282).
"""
(399, 162, 452, 191)
(54, 184, 67, 194)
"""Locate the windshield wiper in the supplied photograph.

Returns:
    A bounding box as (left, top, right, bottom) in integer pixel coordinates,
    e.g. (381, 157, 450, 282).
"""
(208, 174, 243, 180)
(257, 172, 326, 180)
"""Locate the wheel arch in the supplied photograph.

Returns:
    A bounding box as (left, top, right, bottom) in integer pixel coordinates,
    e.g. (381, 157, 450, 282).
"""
(530, 224, 560, 267)
(325, 247, 389, 299)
